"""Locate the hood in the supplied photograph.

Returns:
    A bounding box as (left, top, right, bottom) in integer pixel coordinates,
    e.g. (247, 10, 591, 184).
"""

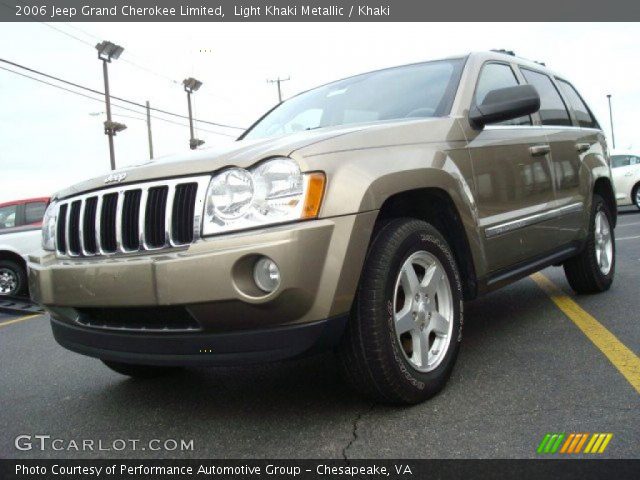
(55, 117, 459, 199)
(55, 123, 372, 199)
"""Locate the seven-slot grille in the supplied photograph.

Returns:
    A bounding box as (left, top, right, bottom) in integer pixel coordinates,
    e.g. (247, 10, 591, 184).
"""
(55, 176, 210, 257)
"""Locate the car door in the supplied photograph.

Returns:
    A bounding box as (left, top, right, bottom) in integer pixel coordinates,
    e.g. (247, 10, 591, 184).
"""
(519, 68, 587, 246)
(465, 62, 555, 271)
(611, 154, 640, 205)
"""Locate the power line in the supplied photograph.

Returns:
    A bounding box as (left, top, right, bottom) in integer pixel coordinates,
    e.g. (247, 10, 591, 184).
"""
(0, 57, 245, 130)
(40, 22, 93, 47)
(62, 22, 181, 85)
(0, 65, 236, 137)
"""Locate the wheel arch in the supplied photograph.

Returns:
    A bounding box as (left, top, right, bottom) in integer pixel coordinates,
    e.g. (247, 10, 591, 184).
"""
(372, 188, 478, 301)
(0, 249, 27, 270)
(593, 177, 617, 227)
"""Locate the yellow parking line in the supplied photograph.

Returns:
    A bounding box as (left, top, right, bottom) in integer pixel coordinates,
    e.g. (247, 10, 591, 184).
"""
(0, 313, 42, 329)
(531, 273, 640, 395)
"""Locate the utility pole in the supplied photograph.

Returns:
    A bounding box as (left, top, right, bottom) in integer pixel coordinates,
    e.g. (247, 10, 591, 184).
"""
(606, 94, 616, 150)
(96, 41, 126, 170)
(267, 76, 290, 103)
(146, 101, 154, 159)
(182, 77, 204, 150)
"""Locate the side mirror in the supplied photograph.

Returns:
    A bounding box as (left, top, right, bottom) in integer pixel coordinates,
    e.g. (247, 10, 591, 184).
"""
(469, 85, 540, 129)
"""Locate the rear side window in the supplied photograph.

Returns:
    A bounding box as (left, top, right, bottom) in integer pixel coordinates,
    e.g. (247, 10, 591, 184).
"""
(557, 79, 598, 129)
(474, 63, 531, 126)
(612, 155, 640, 168)
(520, 68, 571, 127)
(25, 201, 47, 224)
(0, 205, 17, 229)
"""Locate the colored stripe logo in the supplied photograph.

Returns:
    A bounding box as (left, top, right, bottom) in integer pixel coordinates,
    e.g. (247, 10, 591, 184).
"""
(537, 433, 613, 454)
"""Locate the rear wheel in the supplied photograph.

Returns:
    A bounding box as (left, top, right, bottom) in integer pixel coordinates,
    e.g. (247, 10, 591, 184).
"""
(102, 360, 182, 379)
(338, 218, 463, 404)
(0, 260, 27, 297)
(563, 194, 615, 294)
(633, 184, 640, 209)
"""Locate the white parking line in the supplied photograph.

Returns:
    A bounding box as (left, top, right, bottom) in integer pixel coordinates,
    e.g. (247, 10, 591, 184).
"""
(617, 222, 640, 228)
(617, 235, 640, 241)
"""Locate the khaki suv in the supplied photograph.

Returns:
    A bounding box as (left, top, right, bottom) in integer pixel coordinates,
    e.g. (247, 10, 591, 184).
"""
(29, 51, 616, 404)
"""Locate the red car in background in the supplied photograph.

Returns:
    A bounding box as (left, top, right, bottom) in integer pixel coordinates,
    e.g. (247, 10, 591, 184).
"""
(0, 197, 50, 296)
(0, 197, 49, 231)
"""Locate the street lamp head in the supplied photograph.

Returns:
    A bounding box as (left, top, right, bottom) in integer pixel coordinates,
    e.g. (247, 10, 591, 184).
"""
(183, 77, 203, 93)
(96, 41, 125, 62)
(104, 120, 127, 135)
(190, 138, 205, 149)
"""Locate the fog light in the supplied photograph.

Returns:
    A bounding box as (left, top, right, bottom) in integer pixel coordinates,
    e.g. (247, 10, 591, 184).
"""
(253, 257, 281, 293)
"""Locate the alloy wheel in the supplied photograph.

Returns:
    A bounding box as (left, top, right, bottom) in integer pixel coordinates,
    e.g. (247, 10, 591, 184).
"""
(392, 251, 454, 372)
(0, 268, 18, 295)
(594, 210, 613, 275)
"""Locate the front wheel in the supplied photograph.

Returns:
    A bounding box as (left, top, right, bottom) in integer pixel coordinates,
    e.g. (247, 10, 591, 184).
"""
(0, 260, 27, 297)
(338, 218, 463, 405)
(563, 194, 615, 294)
(102, 360, 182, 379)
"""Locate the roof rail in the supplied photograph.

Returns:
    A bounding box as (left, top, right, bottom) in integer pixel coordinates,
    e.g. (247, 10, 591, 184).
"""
(490, 49, 516, 57)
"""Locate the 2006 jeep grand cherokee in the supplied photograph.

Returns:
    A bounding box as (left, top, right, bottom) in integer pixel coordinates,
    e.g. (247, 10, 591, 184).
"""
(29, 51, 616, 404)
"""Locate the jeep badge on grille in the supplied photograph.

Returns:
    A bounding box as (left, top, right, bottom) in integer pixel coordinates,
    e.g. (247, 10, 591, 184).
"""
(104, 172, 127, 184)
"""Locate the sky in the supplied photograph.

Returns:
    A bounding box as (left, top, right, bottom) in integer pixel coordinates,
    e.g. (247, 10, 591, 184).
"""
(0, 22, 639, 202)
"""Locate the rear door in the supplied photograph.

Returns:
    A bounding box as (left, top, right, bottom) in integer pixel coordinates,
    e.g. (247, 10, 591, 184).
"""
(519, 68, 586, 245)
(465, 62, 555, 271)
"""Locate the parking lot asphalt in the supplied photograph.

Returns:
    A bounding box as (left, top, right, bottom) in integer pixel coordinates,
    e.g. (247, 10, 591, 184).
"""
(1, 208, 638, 460)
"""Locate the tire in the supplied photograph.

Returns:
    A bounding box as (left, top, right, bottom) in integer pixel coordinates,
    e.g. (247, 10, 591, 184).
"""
(0, 260, 27, 297)
(102, 360, 182, 379)
(338, 218, 463, 405)
(563, 194, 615, 294)
(633, 184, 640, 210)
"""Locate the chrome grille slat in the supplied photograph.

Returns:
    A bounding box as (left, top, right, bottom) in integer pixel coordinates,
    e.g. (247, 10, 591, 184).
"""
(54, 176, 210, 258)
(94, 195, 103, 254)
(115, 191, 124, 252)
(78, 198, 88, 256)
(165, 185, 176, 247)
(64, 201, 73, 257)
(138, 187, 148, 251)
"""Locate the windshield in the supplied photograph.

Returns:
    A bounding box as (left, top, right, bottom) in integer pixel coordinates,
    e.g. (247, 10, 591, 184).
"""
(243, 58, 465, 141)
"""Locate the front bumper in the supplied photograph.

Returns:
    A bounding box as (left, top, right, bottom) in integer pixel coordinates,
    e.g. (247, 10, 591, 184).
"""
(50, 314, 348, 366)
(29, 212, 377, 362)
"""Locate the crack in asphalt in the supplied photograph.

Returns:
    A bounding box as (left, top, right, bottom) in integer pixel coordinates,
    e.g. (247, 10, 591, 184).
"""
(342, 403, 375, 460)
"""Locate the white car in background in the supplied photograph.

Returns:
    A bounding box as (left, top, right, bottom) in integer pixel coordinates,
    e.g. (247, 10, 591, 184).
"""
(611, 151, 640, 209)
(0, 197, 49, 296)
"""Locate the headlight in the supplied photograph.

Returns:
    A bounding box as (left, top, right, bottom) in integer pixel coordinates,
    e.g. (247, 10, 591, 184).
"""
(203, 157, 325, 235)
(41, 201, 58, 251)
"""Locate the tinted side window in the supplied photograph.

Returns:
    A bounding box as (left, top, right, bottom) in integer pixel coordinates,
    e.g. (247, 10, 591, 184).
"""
(475, 63, 531, 126)
(25, 201, 47, 224)
(612, 155, 640, 168)
(520, 68, 571, 126)
(0, 205, 17, 230)
(557, 79, 598, 129)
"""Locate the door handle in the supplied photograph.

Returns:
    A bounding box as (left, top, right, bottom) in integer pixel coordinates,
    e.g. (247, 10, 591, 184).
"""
(529, 144, 551, 156)
(625, 172, 633, 177)
(575, 142, 591, 153)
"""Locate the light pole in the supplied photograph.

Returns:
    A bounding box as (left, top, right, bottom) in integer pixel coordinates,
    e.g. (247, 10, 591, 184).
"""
(606, 94, 616, 150)
(96, 40, 126, 170)
(90, 107, 154, 160)
(146, 101, 154, 159)
(267, 76, 290, 103)
(182, 77, 204, 150)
